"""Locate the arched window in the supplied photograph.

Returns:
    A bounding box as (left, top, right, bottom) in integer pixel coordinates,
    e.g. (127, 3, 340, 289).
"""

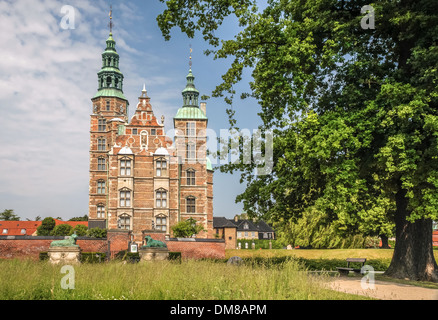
(186, 196, 196, 213)
(156, 188, 167, 208)
(119, 188, 131, 207)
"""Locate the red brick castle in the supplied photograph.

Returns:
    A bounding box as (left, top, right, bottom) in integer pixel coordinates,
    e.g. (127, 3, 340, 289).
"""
(88, 29, 214, 242)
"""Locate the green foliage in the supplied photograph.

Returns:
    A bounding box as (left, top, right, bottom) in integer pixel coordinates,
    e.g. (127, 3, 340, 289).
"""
(36, 217, 56, 236)
(156, 0, 438, 256)
(87, 227, 107, 238)
(114, 250, 140, 263)
(50, 224, 73, 236)
(39, 252, 49, 261)
(0, 209, 20, 221)
(69, 215, 88, 221)
(73, 224, 88, 236)
(81, 252, 106, 263)
(171, 218, 205, 238)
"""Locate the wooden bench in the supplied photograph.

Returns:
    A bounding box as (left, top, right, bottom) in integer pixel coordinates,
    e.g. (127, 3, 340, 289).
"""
(336, 258, 366, 276)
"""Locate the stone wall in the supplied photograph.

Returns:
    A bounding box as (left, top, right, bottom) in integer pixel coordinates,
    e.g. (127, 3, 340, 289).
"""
(0, 232, 225, 260)
(0, 236, 108, 260)
(167, 238, 225, 259)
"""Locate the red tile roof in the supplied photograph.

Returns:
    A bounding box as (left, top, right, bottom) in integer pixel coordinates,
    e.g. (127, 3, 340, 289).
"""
(0, 219, 88, 236)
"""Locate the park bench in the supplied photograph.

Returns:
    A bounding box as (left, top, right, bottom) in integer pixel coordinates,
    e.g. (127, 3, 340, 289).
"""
(336, 258, 367, 276)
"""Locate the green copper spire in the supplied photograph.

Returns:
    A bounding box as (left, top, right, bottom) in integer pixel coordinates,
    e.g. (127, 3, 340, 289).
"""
(181, 68, 200, 107)
(174, 68, 207, 120)
(93, 8, 127, 101)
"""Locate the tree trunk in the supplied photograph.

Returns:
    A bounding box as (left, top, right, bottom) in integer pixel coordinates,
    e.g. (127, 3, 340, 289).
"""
(379, 234, 390, 249)
(384, 188, 438, 282)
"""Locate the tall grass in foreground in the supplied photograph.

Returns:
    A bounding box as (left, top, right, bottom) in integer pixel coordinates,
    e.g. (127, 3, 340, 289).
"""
(0, 259, 367, 300)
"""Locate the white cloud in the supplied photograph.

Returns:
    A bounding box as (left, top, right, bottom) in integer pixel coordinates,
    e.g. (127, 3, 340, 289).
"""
(0, 0, 108, 210)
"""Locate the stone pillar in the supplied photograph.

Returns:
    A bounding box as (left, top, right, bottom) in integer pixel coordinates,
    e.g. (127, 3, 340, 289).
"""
(48, 247, 81, 265)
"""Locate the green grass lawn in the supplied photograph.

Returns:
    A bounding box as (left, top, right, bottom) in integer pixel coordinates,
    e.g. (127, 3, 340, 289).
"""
(0, 258, 368, 300)
(226, 248, 396, 260)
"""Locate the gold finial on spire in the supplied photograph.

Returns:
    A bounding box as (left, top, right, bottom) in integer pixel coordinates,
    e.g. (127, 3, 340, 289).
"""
(189, 44, 193, 69)
(109, 4, 114, 33)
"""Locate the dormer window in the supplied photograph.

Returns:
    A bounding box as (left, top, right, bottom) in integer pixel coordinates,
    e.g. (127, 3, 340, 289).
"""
(244, 223, 249, 230)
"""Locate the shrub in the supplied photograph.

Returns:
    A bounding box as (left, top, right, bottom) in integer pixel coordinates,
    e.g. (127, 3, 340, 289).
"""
(51, 224, 74, 236)
(36, 217, 56, 236)
(169, 251, 182, 263)
(171, 218, 204, 238)
(87, 227, 107, 238)
(39, 252, 49, 261)
(73, 224, 88, 236)
(81, 252, 106, 263)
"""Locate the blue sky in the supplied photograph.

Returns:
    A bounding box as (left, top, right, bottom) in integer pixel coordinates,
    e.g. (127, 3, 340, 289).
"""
(0, 0, 264, 220)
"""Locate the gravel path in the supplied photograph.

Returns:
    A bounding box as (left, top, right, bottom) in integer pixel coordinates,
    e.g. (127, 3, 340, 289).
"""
(327, 277, 438, 300)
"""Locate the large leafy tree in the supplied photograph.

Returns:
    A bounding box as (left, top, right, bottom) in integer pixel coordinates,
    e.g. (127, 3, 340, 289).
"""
(0, 209, 20, 221)
(157, 0, 438, 281)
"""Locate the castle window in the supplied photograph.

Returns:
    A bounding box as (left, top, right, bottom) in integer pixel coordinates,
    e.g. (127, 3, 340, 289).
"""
(186, 143, 196, 160)
(97, 204, 105, 219)
(98, 119, 106, 132)
(97, 138, 106, 151)
(155, 216, 167, 232)
(120, 159, 132, 176)
(186, 196, 196, 213)
(106, 100, 110, 110)
(186, 122, 195, 136)
(156, 189, 167, 208)
(132, 128, 138, 135)
(21, 229, 26, 235)
(151, 129, 156, 135)
(156, 159, 167, 177)
(120, 189, 131, 207)
(97, 157, 106, 171)
(187, 169, 195, 185)
(118, 214, 130, 230)
(97, 180, 106, 194)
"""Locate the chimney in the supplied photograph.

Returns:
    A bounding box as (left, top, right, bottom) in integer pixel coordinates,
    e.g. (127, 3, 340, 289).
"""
(200, 102, 206, 116)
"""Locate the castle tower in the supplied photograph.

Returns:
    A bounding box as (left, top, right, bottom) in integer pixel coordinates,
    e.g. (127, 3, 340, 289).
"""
(88, 26, 129, 228)
(174, 67, 214, 238)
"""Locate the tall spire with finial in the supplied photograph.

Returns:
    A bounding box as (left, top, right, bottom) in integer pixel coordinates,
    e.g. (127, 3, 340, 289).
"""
(109, 4, 114, 33)
(189, 44, 193, 69)
(92, 3, 128, 102)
